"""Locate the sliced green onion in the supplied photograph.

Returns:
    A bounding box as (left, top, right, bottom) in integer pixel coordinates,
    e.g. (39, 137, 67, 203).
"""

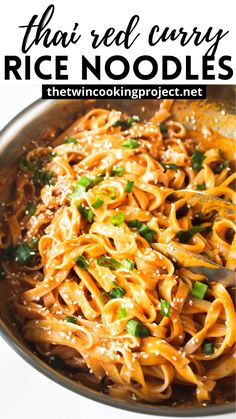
(48, 355, 65, 369)
(97, 256, 121, 270)
(113, 116, 140, 129)
(76, 255, 89, 270)
(117, 307, 127, 319)
(64, 137, 77, 144)
(78, 203, 94, 223)
(126, 319, 149, 338)
(122, 258, 134, 271)
(108, 284, 126, 299)
(69, 184, 86, 200)
(92, 198, 104, 209)
(19, 157, 38, 172)
(15, 242, 35, 266)
(203, 342, 214, 355)
(191, 149, 205, 172)
(112, 167, 124, 176)
(122, 139, 139, 149)
(124, 180, 134, 193)
(159, 123, 168, 134)
(65, 315, 77, 324)
(196, 182, 206, 190)
(127, 219, 143, 229)
(190, 281, 208, 299)
(31, 237, 39, 249)
(176, 225, 205, 243)
(160, 299, 171, 317)
(161, 162, 181, 171)
(92, 174, 104, 185)
(176, 204, 189, 219)
(110, 213, 124, 226)
(79, 176, 92, 188)
(25, 203, 36, 216)
(48, 152, 57, 161)
(0, 267, 5, 280)
(33, 170, 54, 186)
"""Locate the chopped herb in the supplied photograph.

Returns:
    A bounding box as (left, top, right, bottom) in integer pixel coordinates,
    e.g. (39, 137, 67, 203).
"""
(122, 258, 134, 271)
(159, 123, 168, 134)
(33, 170, 54, 186)
(127, 219, 155, 243)
(122, 139, 139, 149)
(48, 355, 65, 369)
(124, 180, 134, 193)
(176, 204, 189, 219)
(76, 255, 89, 270)
(97, 256, 121, 270)
(191, 149, 205, 172)
(117, 307, 127, 319)
(197, 182, 206, 190)
(19, 157, 38, 172)
(0, 267, 5, 280)
(25, 203, 36, 216)
(92, 174, 104, 185)
(48, 152, 57, 161)
(92, 198, 104, 209)
(203, 342, 214, 355)
(112, 167, 124, 176)
(213, 152, 229, 173)
(15, 242, 35, 266)
(125, 319, 149, 338)
(78, 203, 94, 223)
(108, 283, 126, 299)
(176, 225, 205, 243)
(64, 137, 77, 144)
(113, 116, 140, 129)
(190, 281, 208, 299)
(160, 299, 171, 317)
(161, 162, 181, 171)
(69, 183, 86, 200)
(110, 213, 124, 226)
(65, 315, 77, 324)
(79, 176, 92, 188)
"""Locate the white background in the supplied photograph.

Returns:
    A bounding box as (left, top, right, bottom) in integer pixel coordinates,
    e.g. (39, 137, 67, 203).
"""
(0, 0, 235, 418)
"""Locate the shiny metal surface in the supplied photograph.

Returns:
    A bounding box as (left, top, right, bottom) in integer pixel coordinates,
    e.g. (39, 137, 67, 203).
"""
(0, 87, 235, 416)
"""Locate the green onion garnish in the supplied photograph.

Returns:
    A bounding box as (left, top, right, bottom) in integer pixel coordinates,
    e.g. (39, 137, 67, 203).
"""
(48, 152, 57, 161)
(76, 255, 89, 270)
(127, 220, 155, 243)
(191, 149, 205, 172)
(190, 281, 208, 299)
(159, 123, 168, 134)
(161, 163, 181, 171)
(213, 150, 229, 174)
(197, 182, 206, 190)
(110, 213, 124, 226)
(19, 157, 38, 172)
(64, 137, 77, 144)
(92, 198, 104, 209)
(79, 176, 92, 188)
(122, 258, 134, 271)
(78, 203, 94, 223)
(97, 256, 121, 270)
(117, 307, 127, 319)
(33, 170, 54, 186)
(108, 282, 126, 299)
(125, 319, 149, 338)
(92, 174, 104, 185)
(124, 180, 134, 193)
(203, 342, 214, 355)
(69, 176, 92, 199)
(0, 267, 5, 280)
(15, 242, 35, 266)
(113, 116, 140, 129)
(65, 315, 77, 324)
(48, 355, 65, 369)
(122, 139, 139, 149)
(176, 225, 205, 243)
(25, 203, 36, 216)
(160, 299, 171, 317)
(112, 167, 124, 176)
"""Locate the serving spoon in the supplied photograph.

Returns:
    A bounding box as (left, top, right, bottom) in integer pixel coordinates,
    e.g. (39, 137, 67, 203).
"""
(152, 243, 236, 288)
